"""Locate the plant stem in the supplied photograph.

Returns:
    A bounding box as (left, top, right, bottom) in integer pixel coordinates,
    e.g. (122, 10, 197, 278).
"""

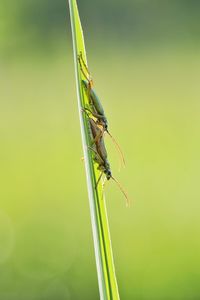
(68, 1, 120, 299)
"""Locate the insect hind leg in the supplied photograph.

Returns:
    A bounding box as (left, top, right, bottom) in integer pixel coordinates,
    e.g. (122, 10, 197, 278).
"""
(78, 56, 90, 82)
(78, 52, 93, 88)
(79, 52, 91, 78)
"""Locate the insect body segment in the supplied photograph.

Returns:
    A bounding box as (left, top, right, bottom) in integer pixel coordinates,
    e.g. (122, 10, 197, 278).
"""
(88, 117, 129, 206)
(78, 51, 108, 130)
(78, 51, 129, 206)
(82, 79, 108, 131)
(88, 118, 111, 181)
(78, 51, 125, 167)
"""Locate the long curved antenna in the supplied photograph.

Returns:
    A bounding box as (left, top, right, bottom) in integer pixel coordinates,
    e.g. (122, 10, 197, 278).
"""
(107, 130, 125, 169)
(111, 176, 130, 207)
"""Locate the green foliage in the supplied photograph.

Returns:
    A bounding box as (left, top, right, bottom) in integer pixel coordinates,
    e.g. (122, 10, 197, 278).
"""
(1, 0, 200, 56)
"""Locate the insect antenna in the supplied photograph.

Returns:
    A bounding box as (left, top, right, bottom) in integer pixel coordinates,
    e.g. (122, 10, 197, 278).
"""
(107, 131, 125, 168)
(111, 176, 130, 207)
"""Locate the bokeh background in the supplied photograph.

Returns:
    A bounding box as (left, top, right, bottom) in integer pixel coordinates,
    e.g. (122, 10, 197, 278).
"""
(1, 0, 200, 299)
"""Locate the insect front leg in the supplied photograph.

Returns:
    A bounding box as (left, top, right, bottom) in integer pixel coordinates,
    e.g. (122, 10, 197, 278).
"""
(84, 107, 105, 123)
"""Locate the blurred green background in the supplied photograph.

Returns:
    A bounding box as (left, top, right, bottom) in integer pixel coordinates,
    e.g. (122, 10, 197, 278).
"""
(1, 0, 200, 299)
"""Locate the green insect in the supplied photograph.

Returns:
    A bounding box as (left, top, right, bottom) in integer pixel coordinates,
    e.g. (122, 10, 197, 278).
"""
(78, 52, 125, 167)
(88, 116, 129, 206)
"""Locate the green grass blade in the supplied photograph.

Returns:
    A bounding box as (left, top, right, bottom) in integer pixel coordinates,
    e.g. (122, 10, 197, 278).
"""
(68, 1, 120, 299)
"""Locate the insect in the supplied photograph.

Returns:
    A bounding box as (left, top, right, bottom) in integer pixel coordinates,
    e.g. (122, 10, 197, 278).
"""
(78, 51, 125, 167)
(88, 116, 129, 206)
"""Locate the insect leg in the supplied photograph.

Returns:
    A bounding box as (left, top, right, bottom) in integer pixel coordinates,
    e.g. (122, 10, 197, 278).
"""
(88, 147, 105, 188)
(78, 56, 91, 83)
(78, 52, 93, 94)
(88, 146, 104, 165)
(81, 107, 90, 118)
(83, 106, 125, 169)
(82, 109, 104, 145)
(79, 52, 92, 79)
(95, 171, 104, 189)
(84, 108, 105, 122)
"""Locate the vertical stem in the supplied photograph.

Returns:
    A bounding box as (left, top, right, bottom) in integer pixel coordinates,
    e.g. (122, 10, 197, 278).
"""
(68, 1, 120, 299)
